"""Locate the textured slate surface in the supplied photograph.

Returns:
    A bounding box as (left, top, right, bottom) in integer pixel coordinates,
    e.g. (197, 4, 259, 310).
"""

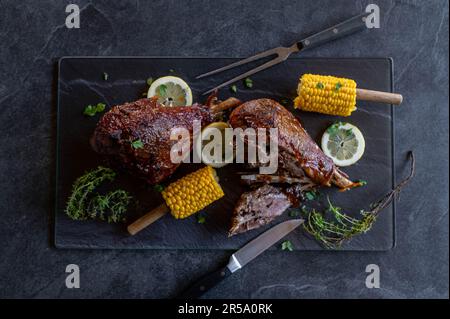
(0, 0, 448, 298)
(56, 57, 395, 250)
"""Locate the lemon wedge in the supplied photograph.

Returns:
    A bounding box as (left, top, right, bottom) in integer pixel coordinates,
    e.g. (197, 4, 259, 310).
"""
(148, 76, 192, 106)
(321, 122, 365, 167)
(195, 122, 234, 168)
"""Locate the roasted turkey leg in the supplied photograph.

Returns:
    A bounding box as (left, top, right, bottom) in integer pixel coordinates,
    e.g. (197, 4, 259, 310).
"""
(229, 98, 359, 190)
(90, 96, 240, 184)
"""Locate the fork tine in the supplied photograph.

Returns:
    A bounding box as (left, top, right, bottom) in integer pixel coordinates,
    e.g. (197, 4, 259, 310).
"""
(195, 47, 281, 79)
(202, 55, 286, 95)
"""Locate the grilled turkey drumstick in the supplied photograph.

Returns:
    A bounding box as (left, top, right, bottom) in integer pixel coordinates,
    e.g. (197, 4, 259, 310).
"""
(90, 96, 241, 184)
(229, 98, 360, 190)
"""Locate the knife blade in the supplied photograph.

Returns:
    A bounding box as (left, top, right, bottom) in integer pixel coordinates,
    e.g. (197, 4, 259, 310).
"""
(227, 219, 303, 272)
(177, 219, 303, 299)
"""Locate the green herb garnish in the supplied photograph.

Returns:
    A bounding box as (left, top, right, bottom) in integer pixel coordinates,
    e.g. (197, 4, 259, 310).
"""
(83, 105, 97, 116)
(230, 85, 237, 93)
(326, 122, 343, 135)
(87, 189, 131, 223)
(305, 190, 319, 201)
(280, 98, 290, 106)
(303, 197, 377, 249)
(244, 77, 253, 88)
(281, 240, 294, 251)
(154, 184, 164, 192)
(289, 209, 300, 217)
(300, 205, 310, 216)
(334, 82, 342, 92)
(197, 214, 206, 224)
(344, 128, 353, 138)
(131, 139, 144, 149)
(316, 82, 325, 89)
(96, 103, 106, 112)
(169, 69, 175, 73)
(103, 72, 108, 81)
(159, 84, 167, 96)
(357, 180, 367, 186)
(146, 77, 153, 86)
(83, 103, 106, 117)
(65, 166, 131, 223)
(303, 152, 416, 249)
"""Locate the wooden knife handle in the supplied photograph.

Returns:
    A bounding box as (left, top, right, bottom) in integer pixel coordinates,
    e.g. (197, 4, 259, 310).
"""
(127, 203, 169, 235)
(356, 88, 403, 105)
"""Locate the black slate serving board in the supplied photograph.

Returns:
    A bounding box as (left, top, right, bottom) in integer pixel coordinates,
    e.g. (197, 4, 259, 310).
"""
(56, 57, 395, 250)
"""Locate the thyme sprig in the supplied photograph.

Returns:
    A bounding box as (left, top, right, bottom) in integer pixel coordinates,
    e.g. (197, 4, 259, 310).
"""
(65, 166, 131, 223)
(304, 151, 415, 249)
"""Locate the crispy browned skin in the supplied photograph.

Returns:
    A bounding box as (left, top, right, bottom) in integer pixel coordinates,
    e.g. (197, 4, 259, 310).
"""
(229, 99, 358, 189)
(91, 98, 213, 184)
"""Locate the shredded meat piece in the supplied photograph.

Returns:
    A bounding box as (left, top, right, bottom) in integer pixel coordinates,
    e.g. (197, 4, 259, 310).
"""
(229, 184, 302, 236)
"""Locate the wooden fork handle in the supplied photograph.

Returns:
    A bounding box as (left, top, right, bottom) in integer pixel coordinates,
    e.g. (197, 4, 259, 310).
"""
(127, 203, 169, 235)
(356, 88, 403, 105)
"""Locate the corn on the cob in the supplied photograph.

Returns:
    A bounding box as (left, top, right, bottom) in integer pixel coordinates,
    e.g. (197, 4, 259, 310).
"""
(294, 74, 357, 117)
(161, 166, 224, 219)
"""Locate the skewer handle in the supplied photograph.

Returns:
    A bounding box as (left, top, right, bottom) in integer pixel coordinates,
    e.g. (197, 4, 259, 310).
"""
(356, 88, 403, 105)
(127, 203, 169, 235)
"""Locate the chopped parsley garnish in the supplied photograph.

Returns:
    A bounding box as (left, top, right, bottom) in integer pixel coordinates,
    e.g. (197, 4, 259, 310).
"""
(131, 139, 144, 149)
(281, 240, 294, 251)
(334, 82, 342, 92)
(344, 128, 354, 137)
(95, 103, 106, 112)
(197, 214, 206, 224)
(158, 84, 167, 96)
(146, 77, 153, 86)
(280, 98, 290, 106)
(316, 82, 325, 89)
(244, 77, 253, 88)
(305, 190, 319, 201)
(230, 85, 237, 93)
(357, 180, 367, 186)
(300, 205, 310, 216)
(83, 103, 106, 117)
(83, 105, 97, 116)
(326, 122, 343, 135)
(289, 210, 300, 217)
(154, 184, 164, 192)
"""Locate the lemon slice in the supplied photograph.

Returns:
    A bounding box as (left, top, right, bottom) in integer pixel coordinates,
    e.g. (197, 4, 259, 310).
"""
(321, 122, 365, 167)
(195, 122, 234, 168)
(148, 76, 193, 106)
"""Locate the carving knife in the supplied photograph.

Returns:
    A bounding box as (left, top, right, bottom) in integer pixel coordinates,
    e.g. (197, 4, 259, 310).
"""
(177, 219, 304, 299)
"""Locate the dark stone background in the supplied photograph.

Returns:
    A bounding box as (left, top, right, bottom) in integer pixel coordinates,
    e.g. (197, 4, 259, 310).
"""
(0, 0, 448, 298)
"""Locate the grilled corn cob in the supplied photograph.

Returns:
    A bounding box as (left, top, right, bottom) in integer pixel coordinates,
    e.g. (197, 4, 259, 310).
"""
(294, 74, 357, 117)
(161, 166, 224, 219)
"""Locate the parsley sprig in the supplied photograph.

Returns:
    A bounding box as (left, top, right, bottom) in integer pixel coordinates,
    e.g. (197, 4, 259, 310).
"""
(131, 139, 144, 149)
(244, 77, 253, 88)
(281, 240, 294, 251)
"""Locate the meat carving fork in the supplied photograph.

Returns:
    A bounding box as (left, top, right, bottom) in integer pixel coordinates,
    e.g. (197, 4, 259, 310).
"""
(198, 12, 371, 95)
